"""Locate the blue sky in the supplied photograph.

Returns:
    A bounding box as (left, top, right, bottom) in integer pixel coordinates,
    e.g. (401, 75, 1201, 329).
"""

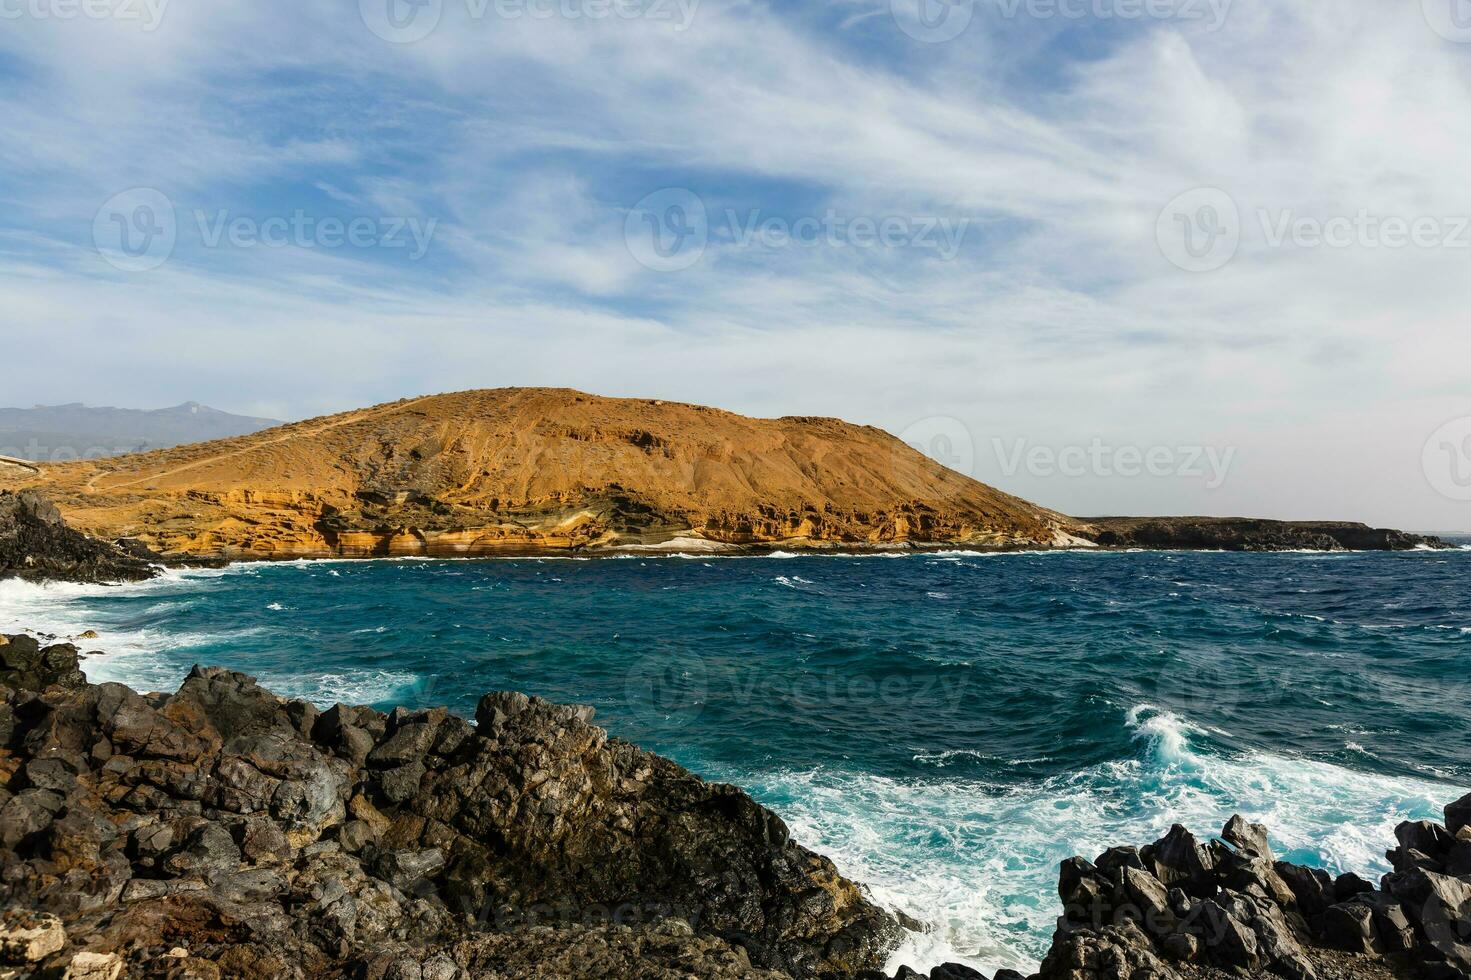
(2, 0, 1470, 530)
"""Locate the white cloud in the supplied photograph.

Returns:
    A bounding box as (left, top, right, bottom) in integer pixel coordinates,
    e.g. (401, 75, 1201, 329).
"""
(0, 0, 1467, 530)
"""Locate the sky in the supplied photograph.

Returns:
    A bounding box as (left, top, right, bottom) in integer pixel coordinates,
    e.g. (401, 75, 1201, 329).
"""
(1, 0, 1469, 532)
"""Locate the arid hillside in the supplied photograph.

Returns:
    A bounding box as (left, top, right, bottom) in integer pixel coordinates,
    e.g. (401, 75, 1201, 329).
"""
(0, 388, 1081, 558)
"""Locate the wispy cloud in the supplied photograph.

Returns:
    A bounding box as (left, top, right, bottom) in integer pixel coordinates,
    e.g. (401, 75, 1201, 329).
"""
(1, 0, 1468, 529)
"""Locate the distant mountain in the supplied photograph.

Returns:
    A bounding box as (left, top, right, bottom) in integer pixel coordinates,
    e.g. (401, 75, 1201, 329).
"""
(0, 402, 282, 462)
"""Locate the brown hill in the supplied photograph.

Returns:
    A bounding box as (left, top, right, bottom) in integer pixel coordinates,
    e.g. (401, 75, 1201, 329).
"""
(0, 388, 1081, 559)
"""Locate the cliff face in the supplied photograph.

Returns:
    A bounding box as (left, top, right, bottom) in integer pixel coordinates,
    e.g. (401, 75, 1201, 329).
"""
(0, 389, 1074, 560)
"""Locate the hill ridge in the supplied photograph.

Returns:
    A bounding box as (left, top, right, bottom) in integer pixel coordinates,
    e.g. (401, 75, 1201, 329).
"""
(0, 388, 1075, 558)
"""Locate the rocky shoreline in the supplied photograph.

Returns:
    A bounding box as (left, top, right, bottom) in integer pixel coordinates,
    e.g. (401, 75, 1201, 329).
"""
(0, 634, 900, 979)
(0, 492, 159, 585)
(0, 489, 1444, 588)
(1073, 517, 1444, 553)
(4, 494, 1466, 979)
(3, 633, 1471, 980)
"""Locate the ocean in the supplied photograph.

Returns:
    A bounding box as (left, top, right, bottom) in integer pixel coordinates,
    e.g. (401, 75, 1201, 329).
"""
(3, 546, 1468, 975)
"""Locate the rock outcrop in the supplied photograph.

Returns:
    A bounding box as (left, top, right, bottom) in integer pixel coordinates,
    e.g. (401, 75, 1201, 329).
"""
(1072, 517, 1440, 552)
(0, 490, 158, 583)
(0, 635, 898, 979)
(881, 808, 1471, 980)
(5, 631, 1470, 980)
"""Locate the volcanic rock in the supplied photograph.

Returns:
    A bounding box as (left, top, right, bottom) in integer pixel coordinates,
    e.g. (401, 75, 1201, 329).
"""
(0, 637, 899, 978)
(0, 490, 156, 582)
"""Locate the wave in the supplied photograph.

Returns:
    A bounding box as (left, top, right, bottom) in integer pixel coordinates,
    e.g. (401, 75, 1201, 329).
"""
(724, 705, 1465, 977)
(255, 668, 425, 708)
(0, 571, 259, 693)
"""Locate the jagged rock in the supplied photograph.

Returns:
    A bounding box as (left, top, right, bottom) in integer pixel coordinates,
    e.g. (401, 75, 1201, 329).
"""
(1362, 894, 1417, 953)
(1095, 846, 1146, 876)
(1332, 872, 1376, 903)
(1446, 842, 1471, 878)
(0, 910, 66, 962)
(0, 634, 86, 690)
(1446, 794, 1471, 838)
(1320, 902, 1376, 954)
(1041, 811, 1471, 980)
(1120, 866, 1176, 936)
(1198, 895, 1261, 972)
(930, 964, 987, 980)
(67, 950, 124, 979)
(1039, 915, 1176, 980)
(0, 651, 899, 978)
(1384, 869, 1471, 974)
(1223, 815, 1275, 861)
(0, 786, 65, 847)
(1398, 820, 1456, 857)
(1143, 825, 1216, 892)
(0, 490, 157, 583)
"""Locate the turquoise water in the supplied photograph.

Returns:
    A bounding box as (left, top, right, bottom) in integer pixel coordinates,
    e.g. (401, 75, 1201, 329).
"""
(3, 547, 1469, 974)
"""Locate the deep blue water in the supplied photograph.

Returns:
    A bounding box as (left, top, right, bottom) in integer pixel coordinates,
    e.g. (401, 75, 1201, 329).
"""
(4, 547, 1469, 974)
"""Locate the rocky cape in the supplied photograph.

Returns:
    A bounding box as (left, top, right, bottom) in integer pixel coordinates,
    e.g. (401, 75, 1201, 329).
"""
(0, 491, 160, 585)
(1071, 517, 1440, 553)
(0, 388, 1440, 562)
(0, 634, 900, 979)
(4, 634, 1471, 980)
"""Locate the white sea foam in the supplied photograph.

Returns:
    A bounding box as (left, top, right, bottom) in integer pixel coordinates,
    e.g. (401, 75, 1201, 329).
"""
(730, 705, 1466, 977)
(0, 571, 259, 693)
(255, 668, 424, 708)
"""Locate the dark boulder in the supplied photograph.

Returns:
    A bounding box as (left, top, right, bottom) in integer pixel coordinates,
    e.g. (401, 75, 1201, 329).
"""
(930, 964, 987, 980)
(0, 490, 157, 583)
(0, 635, 85, 690)
(1446, 793, 1471, 838)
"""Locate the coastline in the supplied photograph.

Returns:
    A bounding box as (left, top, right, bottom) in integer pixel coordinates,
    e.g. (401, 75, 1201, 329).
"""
(4, 633, 1471, 980)
(6, 552, 1471, 974)
(4, 494, 1471, 978)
